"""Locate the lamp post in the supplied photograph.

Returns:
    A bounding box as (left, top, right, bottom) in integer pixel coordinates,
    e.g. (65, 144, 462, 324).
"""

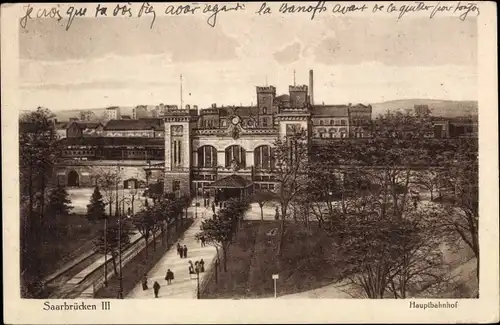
(195, 188, 198, 219)
(117, 211, 123, 299)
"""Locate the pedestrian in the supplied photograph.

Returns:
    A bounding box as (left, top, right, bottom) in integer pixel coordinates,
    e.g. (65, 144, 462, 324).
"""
(153, 281, 161, 298)
(165, 269, 174, 285)
(142, 274, 148, 291)
(188, 260, 195, 278)
(200, 259, 205, 272)
(200, 235, 205, 247)
(177, 243, 182, 258)
(275, 207, 280, 220)
(413, 199, 418, 209)
(183, 245, 188, 258)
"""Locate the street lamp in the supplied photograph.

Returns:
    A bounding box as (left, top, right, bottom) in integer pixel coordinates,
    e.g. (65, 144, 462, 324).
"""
(117, 212, 123, 299)
(195, 189, 198, 219)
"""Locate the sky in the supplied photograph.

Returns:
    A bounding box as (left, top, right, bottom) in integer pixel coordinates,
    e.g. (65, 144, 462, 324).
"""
(19, 2, 478, 111)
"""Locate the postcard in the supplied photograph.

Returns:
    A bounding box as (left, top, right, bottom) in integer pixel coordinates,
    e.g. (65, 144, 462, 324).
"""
(2, 1, 498, 324)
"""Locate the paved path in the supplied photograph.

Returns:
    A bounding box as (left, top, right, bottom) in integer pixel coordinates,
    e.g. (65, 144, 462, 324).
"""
(127, 204, 217, 299)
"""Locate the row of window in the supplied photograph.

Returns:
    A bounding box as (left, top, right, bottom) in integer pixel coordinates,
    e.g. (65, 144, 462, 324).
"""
(314, 132, 348, 139)
(191, 180, 275, 191)
(254, 183, 275, 190)
(199, 118, 272, 129)
(62, 149, 164, 159)
(197, 145, 275, 169)
(315, 119, 347, 126)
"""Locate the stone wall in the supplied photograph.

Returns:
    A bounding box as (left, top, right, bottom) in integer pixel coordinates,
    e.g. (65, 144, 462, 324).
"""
(55, 161, 157, 188)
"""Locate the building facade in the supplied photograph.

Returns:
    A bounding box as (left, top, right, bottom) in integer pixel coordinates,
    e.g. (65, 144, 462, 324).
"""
(52, 70, 477, 197)
(105, 106, 121, 120)
(162, 71, 372, 197)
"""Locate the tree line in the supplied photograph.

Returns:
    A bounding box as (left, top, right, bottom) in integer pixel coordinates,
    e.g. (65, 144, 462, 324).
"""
(262, 110, 478, 298)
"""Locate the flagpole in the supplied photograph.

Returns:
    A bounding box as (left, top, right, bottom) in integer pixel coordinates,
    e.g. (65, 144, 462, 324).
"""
(180, 74, 183, 110)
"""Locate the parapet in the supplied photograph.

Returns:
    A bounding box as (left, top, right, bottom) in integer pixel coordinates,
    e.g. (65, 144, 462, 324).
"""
(163, 108, 198, 117)
(256, 86, 277, 93)
(289, 85, 308, 92)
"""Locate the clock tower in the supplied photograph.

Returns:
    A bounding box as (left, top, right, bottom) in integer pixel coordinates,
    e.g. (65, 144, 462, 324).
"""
(289, 85, 309, 108)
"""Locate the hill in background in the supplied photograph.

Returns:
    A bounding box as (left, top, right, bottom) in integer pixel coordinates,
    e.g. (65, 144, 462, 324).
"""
(46, 99, 478, 121)
(371, 99, 478, 117)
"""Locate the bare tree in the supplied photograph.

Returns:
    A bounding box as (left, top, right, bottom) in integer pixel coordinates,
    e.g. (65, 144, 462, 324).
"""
(413, 169, 442, 201)
(97, 168, 121, 217)
(272, 127, 309, 256)
(252, 190, 277, 221)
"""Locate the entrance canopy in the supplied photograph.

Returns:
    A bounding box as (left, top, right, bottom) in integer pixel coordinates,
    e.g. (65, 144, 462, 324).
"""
(206, 174, 253, 189)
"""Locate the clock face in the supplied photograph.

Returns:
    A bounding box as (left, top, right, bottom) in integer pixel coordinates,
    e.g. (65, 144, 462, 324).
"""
(231, 116, 240, 125)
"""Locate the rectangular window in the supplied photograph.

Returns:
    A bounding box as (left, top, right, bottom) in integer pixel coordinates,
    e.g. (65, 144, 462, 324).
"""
(178, 141, 182, 165)
(263, 118, 268, 127)
(341, 120, 346, 126)
(172, 180, 180, 191)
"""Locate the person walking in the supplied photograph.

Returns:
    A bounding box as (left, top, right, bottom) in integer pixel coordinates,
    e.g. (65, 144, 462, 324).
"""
(177, 243, 182, 258)
(165, 269, 174, 285)
(153, 281, 161, 298)
(183, 245, 188, 258)
(200, 235, 206, 247)
(141, 274, 148, 291)
(188, 260, 195, 279)
(199, 259, 205, 272)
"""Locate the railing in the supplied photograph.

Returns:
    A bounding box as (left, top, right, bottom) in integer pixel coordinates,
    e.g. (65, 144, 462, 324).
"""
(79, 232, 158, 298)
(198, 257, 219, 298)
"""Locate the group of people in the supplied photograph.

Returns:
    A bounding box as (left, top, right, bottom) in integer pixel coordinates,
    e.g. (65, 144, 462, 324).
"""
(142, 267, 176, 298)
(177, 243, 188, 258)
(188, 259, 205, 277)
(138, 235, 207, 298)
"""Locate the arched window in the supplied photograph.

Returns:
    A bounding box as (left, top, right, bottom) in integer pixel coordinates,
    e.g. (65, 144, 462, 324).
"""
(67, 170, 79, 187)
(225, 145, 246, 168)
(197, 145, 217, 167)
(254, 145, 274, 169)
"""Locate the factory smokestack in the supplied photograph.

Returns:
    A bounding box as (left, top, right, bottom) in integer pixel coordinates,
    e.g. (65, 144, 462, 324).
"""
(309, 69, 314, 105)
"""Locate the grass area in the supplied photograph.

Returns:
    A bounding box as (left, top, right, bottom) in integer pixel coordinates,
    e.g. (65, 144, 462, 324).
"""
(201, 220, 341, 299)
(94, 219, 193, 298)
(38, 213, 111, 278)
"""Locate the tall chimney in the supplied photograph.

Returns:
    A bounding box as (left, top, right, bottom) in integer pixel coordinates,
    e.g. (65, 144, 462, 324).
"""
(309, 69, 314, 105)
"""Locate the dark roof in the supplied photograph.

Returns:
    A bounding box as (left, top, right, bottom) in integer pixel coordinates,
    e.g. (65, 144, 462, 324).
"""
(104, 119, 163, 130)
(219, 106, 258, 117)
(310, 105, 349, 117)
(55, 122, 68, 129)
(275, 94, 290, 102)
(57, 137, 165, 147)
(69, 121, 103, 129)
(207, 174, 252, 188)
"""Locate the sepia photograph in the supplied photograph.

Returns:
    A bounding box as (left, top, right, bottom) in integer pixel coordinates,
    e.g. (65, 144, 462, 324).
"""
(2, 1, 498, 324)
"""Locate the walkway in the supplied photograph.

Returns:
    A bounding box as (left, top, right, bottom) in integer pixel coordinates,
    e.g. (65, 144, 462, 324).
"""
(127, 204, 217, 299)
